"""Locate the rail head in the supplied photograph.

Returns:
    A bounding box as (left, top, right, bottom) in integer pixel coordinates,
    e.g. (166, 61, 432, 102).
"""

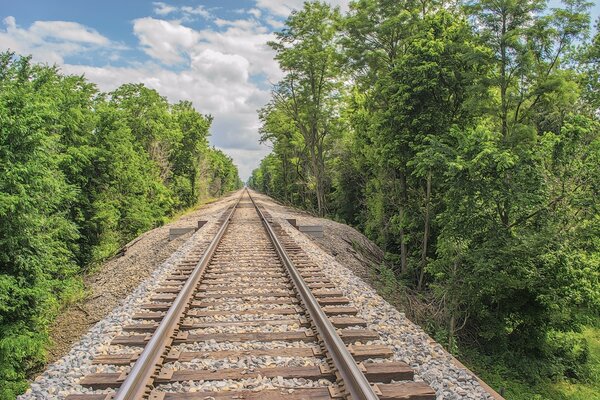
(247, 190, 380, 400)
(113, 191, 243, 400)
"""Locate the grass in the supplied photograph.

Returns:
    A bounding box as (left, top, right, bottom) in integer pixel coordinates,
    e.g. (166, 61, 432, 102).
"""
(465, 325, 600, 400)
(166, 196, 219, 221)
(357, 244, 600, 400)
(543, 326, 600, 400)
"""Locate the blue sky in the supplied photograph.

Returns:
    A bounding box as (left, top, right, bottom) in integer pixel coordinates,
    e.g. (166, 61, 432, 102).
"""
(1, 0, 598, 179)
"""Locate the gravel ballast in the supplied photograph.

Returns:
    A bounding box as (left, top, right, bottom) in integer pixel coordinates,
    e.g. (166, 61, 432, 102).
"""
(251, 192, 500, 400)
(18, 195, 237, 400)
(21, 190, 501, 400)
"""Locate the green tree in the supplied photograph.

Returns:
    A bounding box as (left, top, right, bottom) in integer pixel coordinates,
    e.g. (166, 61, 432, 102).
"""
(0, 52, 241, 397)
(109, 84, 180, 184)
(252, 0, 599, 389)
(581, 17, 600, 112)
(0, 53, 80, 397)
(266, 1, 343, 216)
(171, 101, 212, 207)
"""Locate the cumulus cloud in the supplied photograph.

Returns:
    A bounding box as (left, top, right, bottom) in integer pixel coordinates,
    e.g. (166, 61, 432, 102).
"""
(132, 16, 280, 81)
(181, 6, 212, 19)
(195, 22, 280, 82)
(265, 17, 285, 29)
(248, 8, 262, 18)
(0, 16, 117, 64)
(214, 18, 265, 31)
(152, 2, 212, 20)
(255, 0, 350, 17)
(152, 2, 177, 16)
(133, 18, 199, 65)
(30, 20, 110, 45)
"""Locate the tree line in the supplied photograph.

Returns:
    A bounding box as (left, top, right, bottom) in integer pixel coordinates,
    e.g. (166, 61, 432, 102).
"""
(249, 0, 600, 395)
(0, 52, 241, 397)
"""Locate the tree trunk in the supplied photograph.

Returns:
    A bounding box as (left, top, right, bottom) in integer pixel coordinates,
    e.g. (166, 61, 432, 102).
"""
(417, 171, 432, 290)
(448, 257, 459, 351)
(399, 171, 408, 274)
(500, 11, 508, 138)
(448, 313, 456, 351)
(190, 168, 196, 205)
(282, 153, 289, 202)
(310, 140, 326, 217)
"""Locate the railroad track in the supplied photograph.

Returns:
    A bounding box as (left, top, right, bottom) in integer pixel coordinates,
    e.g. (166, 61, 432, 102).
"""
(67, 190, 436, 400)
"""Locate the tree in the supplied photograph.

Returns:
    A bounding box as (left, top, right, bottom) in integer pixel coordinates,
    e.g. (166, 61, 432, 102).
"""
(390, 10, 490, 287)
(425, 0, 596, 370)
(109, 84, 180, 183)
(0, 53, 241, 397)
(252, 0, 599, 387)
(171, 101, 212, 207)
(266, 1, 343, 216)
(581, 17, 600, 113)
(0, 53, 79, 397)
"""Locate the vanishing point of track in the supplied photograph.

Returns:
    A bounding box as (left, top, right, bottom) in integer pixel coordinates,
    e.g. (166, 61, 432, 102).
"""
(67, 190, 436, 400)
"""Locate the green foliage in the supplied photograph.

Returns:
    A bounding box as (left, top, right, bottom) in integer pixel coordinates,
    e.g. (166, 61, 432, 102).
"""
(251, 0, 600, 395)
(0, 52, 241, 397)
(260, 1, 343, 216)
(0, 53, 80, 397)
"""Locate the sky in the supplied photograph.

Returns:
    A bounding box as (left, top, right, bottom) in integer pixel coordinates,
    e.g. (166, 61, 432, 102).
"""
(0, 1, 598, 180)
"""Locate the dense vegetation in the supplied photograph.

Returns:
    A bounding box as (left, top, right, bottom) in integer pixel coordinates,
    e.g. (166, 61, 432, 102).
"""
(0, 52, 241, 398)
(249, 0, 600, 397)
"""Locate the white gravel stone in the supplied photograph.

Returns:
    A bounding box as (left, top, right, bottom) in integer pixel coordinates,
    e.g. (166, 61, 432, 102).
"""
(20, 192, 497, 400)
(156, 376, 332, 393)
(165, 355, 324, 371)
(174, 340, 317, 353)
(263, 199, 496, 400)
(18, 203, 233, 400)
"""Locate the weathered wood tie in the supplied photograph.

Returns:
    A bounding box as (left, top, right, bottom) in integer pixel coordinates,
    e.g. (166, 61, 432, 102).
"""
(67, 190, 436, 400)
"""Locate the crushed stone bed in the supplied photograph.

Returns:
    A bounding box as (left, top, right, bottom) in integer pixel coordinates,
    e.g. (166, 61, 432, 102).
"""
(155, 376, 333, 393)
(18, 197, 236, 400)
(21, 190, 496, 400)
(253, 193, 495, 400)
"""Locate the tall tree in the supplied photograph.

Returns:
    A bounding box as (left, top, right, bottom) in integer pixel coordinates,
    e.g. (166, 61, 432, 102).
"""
(0, 54, 79, 397)
(266, 1, 343, 216)
(109, 84, 180, 183)
(344, 0, 421, 271)
(171, 101, 212, 207)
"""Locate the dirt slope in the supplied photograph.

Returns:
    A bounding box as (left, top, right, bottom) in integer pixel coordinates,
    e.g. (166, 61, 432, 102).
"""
(46, 192, 239, 363)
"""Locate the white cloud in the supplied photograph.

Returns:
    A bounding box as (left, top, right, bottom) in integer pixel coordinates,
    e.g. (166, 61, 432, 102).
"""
(133, 18, 199, 65)
(195, 22, 280, 81)
(152, 2, 177, 16)
(30, 21, 110, 45)
(132, 16, 280, 81)
(265, 17, 285, 29)
(0, 16, 117, 64)
(214, 18, 264, 31)
(255, 0, 350, 17)
(152, 2, 212, 20)
(192, 49, 250, 84)
(181, 5, 211, 19)
(248, 8, 262, 18)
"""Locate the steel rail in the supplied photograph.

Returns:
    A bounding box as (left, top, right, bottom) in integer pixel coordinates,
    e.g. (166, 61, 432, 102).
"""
(247, 190, 380, 400)
(113, 192, 243, 400)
